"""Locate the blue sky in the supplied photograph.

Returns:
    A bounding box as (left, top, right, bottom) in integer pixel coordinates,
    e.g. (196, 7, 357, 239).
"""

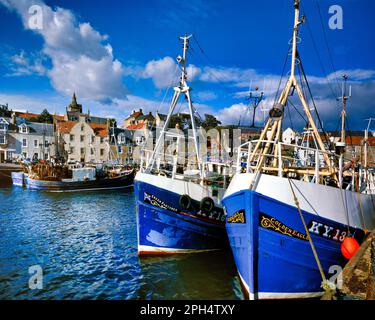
(0, 0, 374, 130)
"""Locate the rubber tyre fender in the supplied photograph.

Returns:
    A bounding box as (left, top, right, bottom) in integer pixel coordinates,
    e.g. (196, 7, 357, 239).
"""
(179, 194, 192, 210)
(200, 197, 215, 214)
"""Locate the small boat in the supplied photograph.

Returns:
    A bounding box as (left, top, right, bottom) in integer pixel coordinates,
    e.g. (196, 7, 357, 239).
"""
(222, 0, 375, 300)
(24, 162, 134, 192)
(135, 35, 232, 255)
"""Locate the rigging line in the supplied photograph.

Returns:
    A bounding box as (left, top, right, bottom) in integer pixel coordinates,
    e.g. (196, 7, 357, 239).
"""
(314, 0, 342, 94)
(289, 179, 321, 217)
(297, 53, 331, 144)
(147, 64, 181, 135)
(302, 4, 340, 99)
(273, 43, 292, 108)
(286, 101, 294, 131)
(338, 179, 351, 234)
(287, 99, 308, 124)
(192, 34, 252, 98)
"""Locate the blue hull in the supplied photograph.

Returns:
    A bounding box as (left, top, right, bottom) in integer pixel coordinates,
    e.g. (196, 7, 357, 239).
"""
(222, 189, 365, 299)
(134, 180, 228, 255)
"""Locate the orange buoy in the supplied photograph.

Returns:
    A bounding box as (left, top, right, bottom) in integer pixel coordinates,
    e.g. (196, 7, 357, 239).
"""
(341, 237, 360, 259)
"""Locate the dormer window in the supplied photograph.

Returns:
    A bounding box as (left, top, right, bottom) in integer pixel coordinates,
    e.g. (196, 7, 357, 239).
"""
(0, 118, 9, 133)
(19, 123, 28, 134)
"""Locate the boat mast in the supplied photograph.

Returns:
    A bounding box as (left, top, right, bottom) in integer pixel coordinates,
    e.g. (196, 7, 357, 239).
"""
(146, 34, 202, 174)
(249, 0, 335, 187)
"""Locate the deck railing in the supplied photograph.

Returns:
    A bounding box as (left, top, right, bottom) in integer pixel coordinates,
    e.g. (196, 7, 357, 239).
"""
(236, 140, 349, 186)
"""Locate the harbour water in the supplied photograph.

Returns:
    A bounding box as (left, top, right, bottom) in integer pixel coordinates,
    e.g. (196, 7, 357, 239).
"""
(0, 179, 243, 300)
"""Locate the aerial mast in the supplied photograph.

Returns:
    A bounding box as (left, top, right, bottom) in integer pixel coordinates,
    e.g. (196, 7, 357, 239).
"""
(337, 75, 351, 149)
(247, 87, 264, 128)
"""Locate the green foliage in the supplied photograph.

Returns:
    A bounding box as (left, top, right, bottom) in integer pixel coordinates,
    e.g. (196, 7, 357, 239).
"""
(0, 104, 11, 117)
(201, 114, 221, 130)
(30, 109, 54, 123)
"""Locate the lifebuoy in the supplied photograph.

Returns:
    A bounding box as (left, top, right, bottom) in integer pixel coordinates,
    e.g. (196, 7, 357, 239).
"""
(200, 197, 214, 214)
(179, 194, 191, 210)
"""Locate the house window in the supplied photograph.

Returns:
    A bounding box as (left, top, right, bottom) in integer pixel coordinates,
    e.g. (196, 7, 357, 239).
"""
(0, 123, 7, 131)
(0, 135, 5, 144)
(34, 140, 38, 147)
(45, 140, 48, 147)
(70, 147, 74, 154)
(91, 135, 94, 143)
(80, 148, 85, 155)
(118, 146, 122, 154)
(70, 134, 74, 141)
(22, 152, 27, 159)
(22, 138, 27, 147)
(100, 149, 104, 156)
(100, 137, 104, 143)
(45, 153, 48, 160)
(19, 124, 28, 133)
(90, 148, 94, 155)
(80, 135, 85, 142)
(81, 124, 85, 132)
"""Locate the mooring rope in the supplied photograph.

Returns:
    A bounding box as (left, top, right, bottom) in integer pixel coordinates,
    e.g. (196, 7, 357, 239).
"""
(287, 178, 336, 299)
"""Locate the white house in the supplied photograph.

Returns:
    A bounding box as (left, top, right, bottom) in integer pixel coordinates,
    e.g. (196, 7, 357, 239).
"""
(282, 127, 297, 144)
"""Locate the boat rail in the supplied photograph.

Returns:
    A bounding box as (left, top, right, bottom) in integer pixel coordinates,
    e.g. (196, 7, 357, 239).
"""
(236, 139, 367, 190)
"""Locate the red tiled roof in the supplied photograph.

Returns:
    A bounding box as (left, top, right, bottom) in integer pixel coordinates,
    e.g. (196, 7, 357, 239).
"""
(89, 123, 108, 137)
(54, 115, 65, 121)
(16, 112, 40, 119)
(56, 121, 76, 134)
(127, 123, 145, 130)
(16, 111, 65, 121)
(125, 111, 143, 120)
(56, 121, 108, 137)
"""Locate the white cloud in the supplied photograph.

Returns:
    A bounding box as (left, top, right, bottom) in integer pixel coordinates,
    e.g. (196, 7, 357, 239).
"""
(140, 56, 201, 89)
(1, 0, 127, 103)
(6, 50, 47, 76)
(142, 56, 178, 89)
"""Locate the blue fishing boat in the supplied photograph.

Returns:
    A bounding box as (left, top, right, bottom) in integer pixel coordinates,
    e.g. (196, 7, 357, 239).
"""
(135, 35, 231, 255)
(222, 0, 375, 299)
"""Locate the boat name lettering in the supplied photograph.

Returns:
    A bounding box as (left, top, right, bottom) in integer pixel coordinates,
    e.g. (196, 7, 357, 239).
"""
(144, 192, 178, 212)
(227, 210, 245, 224)
(260, 213, 308, 241)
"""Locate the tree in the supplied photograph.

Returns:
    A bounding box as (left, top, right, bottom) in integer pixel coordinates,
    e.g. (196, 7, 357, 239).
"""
(201, 114, 221, 130)
(0, 104, 11, 117)
(30, 109, 54, 123)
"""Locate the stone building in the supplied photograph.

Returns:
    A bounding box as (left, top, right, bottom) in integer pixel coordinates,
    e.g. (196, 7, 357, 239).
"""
(56, 115, 108, 163)
(123, 108, 155, 129)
